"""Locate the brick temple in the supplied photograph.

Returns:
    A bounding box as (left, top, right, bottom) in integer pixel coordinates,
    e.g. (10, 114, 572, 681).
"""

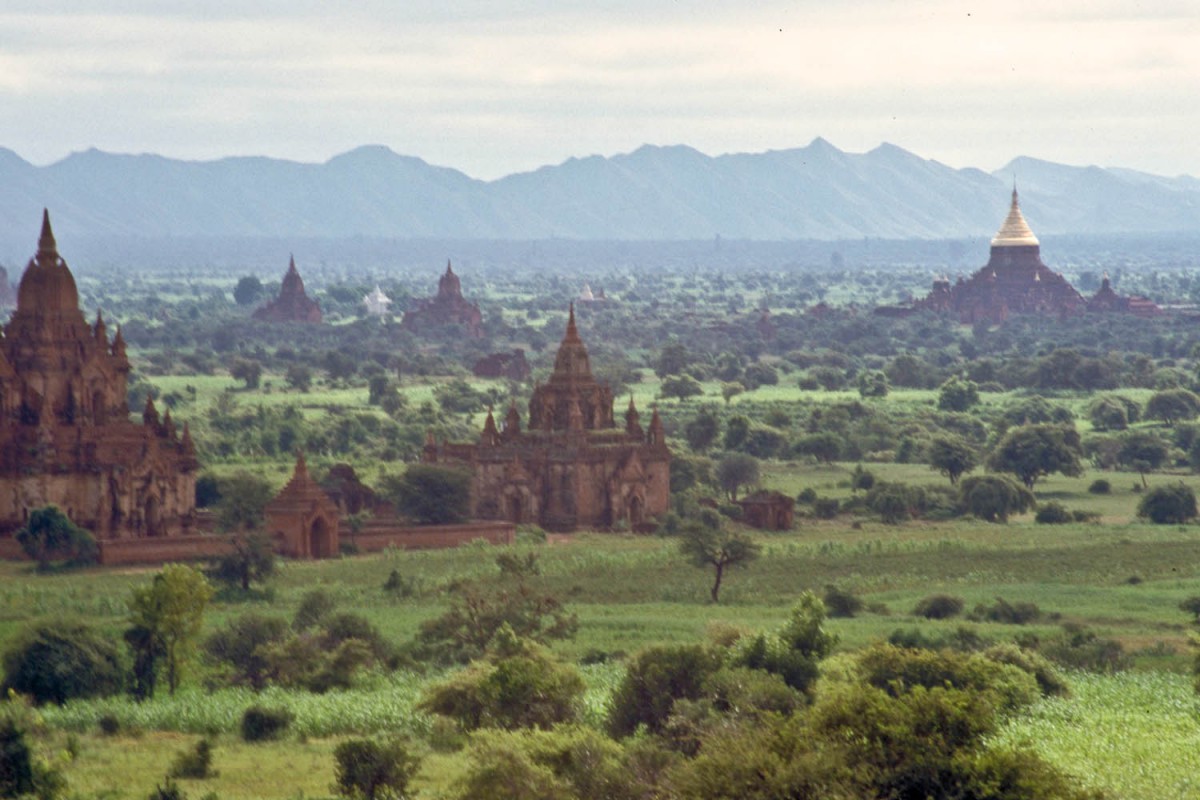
(253, 256, 322, 323)
(917, 189, 1083, 322)
(402, 261, 483, 337)
(0, 211, 198, 539)
(423, 305, 670, 531)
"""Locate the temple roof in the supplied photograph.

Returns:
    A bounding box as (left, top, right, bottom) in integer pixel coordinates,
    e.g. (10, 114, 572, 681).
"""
(16, 209, 80, 313)
(990, 188, 1040, 248)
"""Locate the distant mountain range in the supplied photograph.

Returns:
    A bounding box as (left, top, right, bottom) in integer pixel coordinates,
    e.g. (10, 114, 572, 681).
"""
(1, 139, 1199, 241)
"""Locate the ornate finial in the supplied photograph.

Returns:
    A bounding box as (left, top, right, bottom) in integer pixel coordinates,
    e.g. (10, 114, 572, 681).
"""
(143, 395, 160, 427)
(288, 254, 298, 273)
(294, 450, 308, 479)
(38, 209, 56, 256)
(445, 259, 454, 275)
(180, 422, 196, 456)
(112, 325, 127, 359)
(564, 302, 579, 341)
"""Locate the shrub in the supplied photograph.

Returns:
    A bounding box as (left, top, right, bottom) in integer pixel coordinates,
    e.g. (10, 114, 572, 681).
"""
(969, 597, 1042, 625)
(241, 706, 294, 742)
(608, 645, 722, 738)
(293, 588, 337, 631)
(15, 505, 98, 570)
(1039, 624, 1130, 673)
(796, 487, 817, 504)
(1034, 502, 1072, 524)
(204, 613, 289, 690)
(98, 713, 121, 736)
(2, 622, 124, 705)
(169, 738, 215, 779)
(982, 643, 1069, 698)
(822, 585, 863, 618)
(0, 718, 35, 798)
(913, 594, 964, 620)
(812, 498, 839, 519)
(332, 738, 419, 800)
(1087, 479, 1112, 494)
(384, 464, 471, 524)
(147, 777, 186, 800)
(1137, 483, 1198, 524)
(730, 594, 837, 696)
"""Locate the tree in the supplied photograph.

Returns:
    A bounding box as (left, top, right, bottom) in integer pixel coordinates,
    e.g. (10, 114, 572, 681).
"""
(385, 465, 470, 524)
(857, 370, 889, 398)
(234, 275, 264, 306)
(1116, 431, 1170, 487)
(333, 739, 419, 800)
(660, 374, 703, 401)
(607, 644, 722, 737)
(958, 475, 1036, 523)
(655, 342, 690, 378)
(937, 376, 980, 412)
(208, 532, 276, 592)
(794, 432, 841, 464)
(928, 436, 977, 485)
(679, 520, 761, 602)
(1089, 395, 1139, 431)
(203, 612, 289, 690)
(2, 622, 124, 705)
(684, 408, 720, 452)
(731, 593, 837, 694)
(285, 364, 313, 392)
(15, 505, 97, 571)
(720, 381, 745, 405)
(1146, 388, 1200, 426)
(215, 471, 276, 531)
(987, 424, 1084, 490)
(715, 452, 759, 501)
(1137, 484, 1198, 524)
(126, 564, 214, 696)
(230, 358, 263, 389)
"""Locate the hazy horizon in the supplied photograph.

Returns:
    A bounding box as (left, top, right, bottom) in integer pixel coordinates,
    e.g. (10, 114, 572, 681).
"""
(3, 1, 1199, 180)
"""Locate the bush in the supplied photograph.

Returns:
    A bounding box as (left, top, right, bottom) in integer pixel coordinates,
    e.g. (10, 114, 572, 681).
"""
(169, 738, 215, 779)
(2, 622, 124, 705)
(241, 706, 294, 742)
(812, 498, 839, 519)
(970, 597, 1042, 625)
(147, 777, 186, 800)
(98, 713, 121, 736)
(1039, 624, 1131, 673)
(384, 465, 471, 525)
(1137, 483, 1198, 524)
(0, 718, 35, 798)
(608, 645, 722, 738)
(332, 738, 419, 800)
(913, 594, 964, 620)
(15, 505, 98, 570)
(1034, 502, 1072, 524)
(1087, 479, 1112, 495)
(822, 585, 863, 618)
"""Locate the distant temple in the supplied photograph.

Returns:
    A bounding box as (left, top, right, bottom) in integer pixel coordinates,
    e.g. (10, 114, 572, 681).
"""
(363, 286, 392, 317)
(915, 188, 1083, 322)
(0, 211, 198, 540)
(424, 305, 670, 531)
(473, 349, 532, 382)
(1085, 272, 1160, 317)
(252, 256, 322, 324)
(914, 188, 1158, 322)
(402, 261, 483, 338)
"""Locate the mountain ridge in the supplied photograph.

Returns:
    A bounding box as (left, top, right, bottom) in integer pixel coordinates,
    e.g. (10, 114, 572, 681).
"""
(2, 140, 1198, 241)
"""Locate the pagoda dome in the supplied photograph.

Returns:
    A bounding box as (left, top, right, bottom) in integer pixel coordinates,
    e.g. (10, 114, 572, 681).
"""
(990, 188, 1040, 248)
(17, 210, 80, 313)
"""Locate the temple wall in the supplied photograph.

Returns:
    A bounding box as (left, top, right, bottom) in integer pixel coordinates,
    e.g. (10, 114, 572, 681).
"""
(352, 520, 514, 551)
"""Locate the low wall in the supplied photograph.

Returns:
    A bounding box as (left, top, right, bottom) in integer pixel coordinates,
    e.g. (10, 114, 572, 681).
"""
(350, 520, 515, 552)
(98, 535, 236, 566)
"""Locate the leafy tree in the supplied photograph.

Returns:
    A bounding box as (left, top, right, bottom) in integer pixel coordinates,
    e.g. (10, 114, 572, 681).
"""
(1089, 395, 1139, 431)
(126, 564, 214, 696)
(15, 505, 97, 571)
(720, 381, 745, 405)
(414, 553, 577, 664)
(937, 376, 980, 412)
(234, 275, 264, 306)
(684, 408, 720, 452)
(742, 363, 779, 391)
(959, 475, 1036, 523)
(419, 626, 584, 731)
(1117, 431, 1170, 487)
(731, 593, 837, 695)
(230, 358, 263, 389)
(714, 452, 759, 501)
(928, 435, 977, 485)
(214, 470, 275, 532)
(434, 379, 485, 414)
(333, 739, 419, 800)
(208, 532, 276, 591)
(659, 374, 703, 401)
(655, 342, 690, 378)
(1137, 484, 1198, 524)
(285, 363, 313, 392)
(1146, 388, 1200, 426)
(2, 622, 124, 705)
(203, 612, 289, 690)
(608, 644, 722, 737)
(987, 424, 1084, 489)
(385, 464, 470, 524)
(794, 432, 841, 464)
(857, 370, 889, 398)
(723, 415, 750, 450)
(679, 519, 761, 602)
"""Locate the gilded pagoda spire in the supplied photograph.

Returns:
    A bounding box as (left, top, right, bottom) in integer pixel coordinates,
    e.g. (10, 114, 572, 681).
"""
(990, 186, 1039, 248)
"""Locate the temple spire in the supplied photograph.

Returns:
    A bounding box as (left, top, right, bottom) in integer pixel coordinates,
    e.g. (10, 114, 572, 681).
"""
(991, 185, 1039, 248)
(564, 302, 580, 342)
(38, 209, 56, 257)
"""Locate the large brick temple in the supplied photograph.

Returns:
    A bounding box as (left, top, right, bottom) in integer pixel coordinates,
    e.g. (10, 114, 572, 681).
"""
(0, 211, 198, 539)
(253, 256, 322, 323)
(917, 188, 1084, 322)
(402, 261, 484, 337)
(423, 305, 670, 531)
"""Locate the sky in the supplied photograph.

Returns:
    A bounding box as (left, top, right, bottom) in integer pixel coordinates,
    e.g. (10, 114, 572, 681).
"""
(2, 0, 1198, 180)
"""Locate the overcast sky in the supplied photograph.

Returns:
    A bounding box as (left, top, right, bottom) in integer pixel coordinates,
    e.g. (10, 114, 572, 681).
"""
(2, 1, 1197, 179)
